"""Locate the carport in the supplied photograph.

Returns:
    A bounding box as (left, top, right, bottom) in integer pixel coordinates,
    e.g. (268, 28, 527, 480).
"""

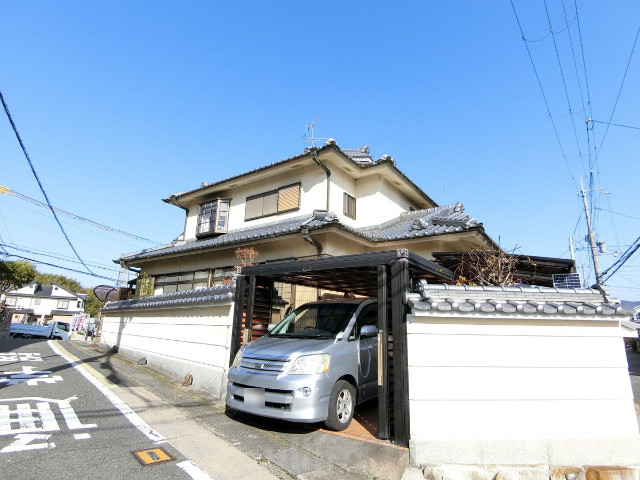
(229, 249, 454, 447)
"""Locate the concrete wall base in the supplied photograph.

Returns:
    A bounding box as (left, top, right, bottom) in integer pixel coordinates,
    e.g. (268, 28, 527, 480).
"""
(409, 439, 640, 467)
(402, 465, 640, 480)
(101, 342, 228, 400)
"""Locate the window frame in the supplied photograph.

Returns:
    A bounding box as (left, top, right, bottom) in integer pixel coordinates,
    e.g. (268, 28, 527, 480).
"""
(197, 198, 231, 237)
(245, 183, 301, 221)
(57, 300, 69, 309)
(343, 192, 356, 220)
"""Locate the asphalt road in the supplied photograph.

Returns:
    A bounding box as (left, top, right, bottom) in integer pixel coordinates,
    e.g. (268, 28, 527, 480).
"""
(0, 338, 200, 479)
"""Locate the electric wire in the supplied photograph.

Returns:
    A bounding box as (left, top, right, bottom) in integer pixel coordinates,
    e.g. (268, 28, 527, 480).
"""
(593, 23, 640, 171)
(590, 119, 640, 131)
(4, 253, 116, 282)
(543, 0, 585, 179)
(1, 243, 121, 273)
(0, 186, 161, 245)
(595, 207, 640, 222)
(509, 0, 579, 188)
(0, 89, 95, 276)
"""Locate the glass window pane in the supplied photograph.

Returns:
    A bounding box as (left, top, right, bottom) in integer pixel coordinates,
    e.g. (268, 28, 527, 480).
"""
(193, 270, 209, 279)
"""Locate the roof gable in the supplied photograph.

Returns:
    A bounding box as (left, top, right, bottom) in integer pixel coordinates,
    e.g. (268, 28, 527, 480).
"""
(163, 140, 437, 209)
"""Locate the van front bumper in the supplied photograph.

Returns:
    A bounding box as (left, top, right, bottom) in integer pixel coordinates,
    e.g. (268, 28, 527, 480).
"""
(226, 367, 333, 423)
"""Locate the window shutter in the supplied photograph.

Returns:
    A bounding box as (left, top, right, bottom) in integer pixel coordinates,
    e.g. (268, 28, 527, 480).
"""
(262, 191, 278, 216)
(278, 184, 300, 211)
(344, 193, 356, 219)
(245, 196, 263, 220)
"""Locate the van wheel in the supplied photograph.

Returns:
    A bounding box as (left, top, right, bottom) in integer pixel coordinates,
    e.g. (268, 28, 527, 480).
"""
(324, 380, 356, 431)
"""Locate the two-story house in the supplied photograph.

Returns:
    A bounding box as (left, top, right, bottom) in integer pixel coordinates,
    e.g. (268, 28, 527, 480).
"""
(3, 282, 86, 325)
(117, 140, 498, 303)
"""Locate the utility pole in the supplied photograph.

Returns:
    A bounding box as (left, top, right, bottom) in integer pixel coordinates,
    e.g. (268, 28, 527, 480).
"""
(579, 177, 603, 286)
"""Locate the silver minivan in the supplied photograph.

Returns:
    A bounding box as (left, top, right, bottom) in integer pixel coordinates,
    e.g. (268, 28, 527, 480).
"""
(226, 298, 378, 430)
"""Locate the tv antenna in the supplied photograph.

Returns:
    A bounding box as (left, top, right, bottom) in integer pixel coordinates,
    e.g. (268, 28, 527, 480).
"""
(302, 115, 329, 147)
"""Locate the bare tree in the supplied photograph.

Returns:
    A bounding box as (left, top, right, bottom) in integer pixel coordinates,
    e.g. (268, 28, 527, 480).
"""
(235, 247, 259, 269)
(454, 248, 520, 286)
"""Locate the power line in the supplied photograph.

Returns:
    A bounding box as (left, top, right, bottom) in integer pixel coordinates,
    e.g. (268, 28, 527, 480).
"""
(543, 0, 585, 177)
(509, 0, 579, 188)
(593, 23, 640, 170)
(1, 243, 121, 273)
(3, 253, 116, 282)
(0, 89, 95, 276)
(0, 186, 161, 245)
(590, 119, 640, 131)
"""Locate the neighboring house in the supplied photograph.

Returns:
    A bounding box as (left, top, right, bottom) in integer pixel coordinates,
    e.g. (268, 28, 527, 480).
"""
(3, 283, 86, 325)
(117, 140, 570, 302)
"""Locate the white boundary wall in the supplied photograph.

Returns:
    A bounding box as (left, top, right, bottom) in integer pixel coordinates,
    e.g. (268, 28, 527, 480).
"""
(100, 286, 235, 399)
(405, 285, 640, 468)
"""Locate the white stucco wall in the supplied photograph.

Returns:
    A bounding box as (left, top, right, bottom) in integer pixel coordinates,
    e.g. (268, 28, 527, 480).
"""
(406, 290, 640, 467)
(101, 288, 236, 399)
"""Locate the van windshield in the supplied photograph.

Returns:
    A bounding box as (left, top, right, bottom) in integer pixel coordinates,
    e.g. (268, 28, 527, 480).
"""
(269, 303, 360, 339)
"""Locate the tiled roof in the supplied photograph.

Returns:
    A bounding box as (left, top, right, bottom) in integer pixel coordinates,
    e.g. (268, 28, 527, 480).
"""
(102, 285, 235, 312)
(410, 280, 624, 317)
(359, 202, 479, 241)
(163, 141, 430, 207)
(118, 203, 483, 263)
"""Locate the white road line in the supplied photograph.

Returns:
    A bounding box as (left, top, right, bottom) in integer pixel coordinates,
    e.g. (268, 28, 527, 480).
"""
(176, 460, 215, 480)
(47, 340, 166, 444)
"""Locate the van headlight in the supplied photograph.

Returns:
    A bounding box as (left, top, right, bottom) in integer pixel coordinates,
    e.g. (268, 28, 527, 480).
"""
(288, 354, 330, 375)
(231, 346, 245, 368)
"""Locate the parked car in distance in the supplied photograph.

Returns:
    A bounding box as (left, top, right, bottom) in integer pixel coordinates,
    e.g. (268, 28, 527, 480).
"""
(10, 321, 71, 340)
(226, 298, 378, 431)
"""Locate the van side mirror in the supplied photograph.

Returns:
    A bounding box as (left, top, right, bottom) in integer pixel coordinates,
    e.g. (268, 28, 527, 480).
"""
(360, 325, 377, 338)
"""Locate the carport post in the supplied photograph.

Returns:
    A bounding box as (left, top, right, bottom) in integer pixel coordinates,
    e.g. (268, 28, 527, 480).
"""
(229, 274, 246, 366)
(377, 264, 390, 440)
(245, 275, 257, 342)
(391, 256, 410, 447)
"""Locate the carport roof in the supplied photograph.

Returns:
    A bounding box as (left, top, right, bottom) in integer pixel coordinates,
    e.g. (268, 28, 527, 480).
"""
(240, 249, 453, 297)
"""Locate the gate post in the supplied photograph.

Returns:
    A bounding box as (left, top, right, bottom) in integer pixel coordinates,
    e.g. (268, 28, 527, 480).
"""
(377, 264, 390, 439)
(391, 255, 411, 447)
(229, 274, 246, 366)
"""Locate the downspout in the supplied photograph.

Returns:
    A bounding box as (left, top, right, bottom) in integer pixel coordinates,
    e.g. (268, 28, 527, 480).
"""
(300, 225, 323, 299)
(309, 147, 331, 211)
(301, 226, 323, 257)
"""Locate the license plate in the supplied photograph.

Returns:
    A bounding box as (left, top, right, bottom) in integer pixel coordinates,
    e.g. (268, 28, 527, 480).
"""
(244, 387, 265, 407)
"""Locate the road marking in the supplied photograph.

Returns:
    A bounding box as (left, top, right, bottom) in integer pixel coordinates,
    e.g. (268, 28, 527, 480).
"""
(0, 353, 43, 363)
(176, 460, 214, 480)
(48, 341, 166, 444)
(0, 366, 63, 386)
(0, 396, 96, 453)
(1, 433, 54, 453)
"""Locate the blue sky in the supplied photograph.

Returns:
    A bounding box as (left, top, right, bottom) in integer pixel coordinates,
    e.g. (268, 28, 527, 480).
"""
(1, 2, 639, 300)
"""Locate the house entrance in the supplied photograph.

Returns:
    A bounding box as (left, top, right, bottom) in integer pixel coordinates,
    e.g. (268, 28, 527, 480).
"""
(229, 249, 453, 447)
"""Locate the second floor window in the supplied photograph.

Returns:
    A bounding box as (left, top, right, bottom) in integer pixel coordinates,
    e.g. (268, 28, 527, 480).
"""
(198, 199, 230, 235)
(344, 193, 356, 219)
(245, 183, 300, 221)
(57, 300, 69, 309)
(5, 297, 17, 306)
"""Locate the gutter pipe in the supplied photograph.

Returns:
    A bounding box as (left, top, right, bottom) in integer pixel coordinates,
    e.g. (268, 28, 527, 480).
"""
(309, 147, 331, 211)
